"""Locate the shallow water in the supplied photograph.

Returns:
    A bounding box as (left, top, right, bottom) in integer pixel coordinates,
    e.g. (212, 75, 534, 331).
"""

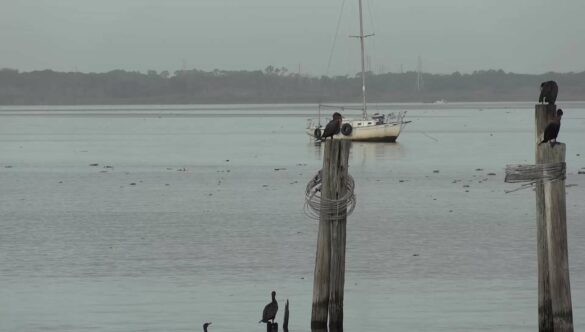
(1, 103, 584, 331)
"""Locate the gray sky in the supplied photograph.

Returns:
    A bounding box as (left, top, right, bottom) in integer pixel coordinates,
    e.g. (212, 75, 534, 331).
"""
(1, 0, 584, 75)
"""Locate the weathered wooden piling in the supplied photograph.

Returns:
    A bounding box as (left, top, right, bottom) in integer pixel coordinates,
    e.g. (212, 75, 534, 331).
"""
(311, 140, 351, 330)
(283, 300, 289, 332)
(543, 143, 573, 331)
(535, 103, 555, 331)
(535, 104, 573, 331)
(328, 141, 350, 330)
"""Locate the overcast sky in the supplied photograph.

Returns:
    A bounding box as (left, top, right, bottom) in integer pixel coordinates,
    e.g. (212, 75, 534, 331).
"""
(1, 0, 584, 75)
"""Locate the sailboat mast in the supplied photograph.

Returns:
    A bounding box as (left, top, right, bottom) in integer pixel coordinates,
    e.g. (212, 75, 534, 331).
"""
(358, 0, 367, 119)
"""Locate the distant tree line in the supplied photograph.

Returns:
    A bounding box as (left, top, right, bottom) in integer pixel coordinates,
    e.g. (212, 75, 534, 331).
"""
(0, 67, 583, 105)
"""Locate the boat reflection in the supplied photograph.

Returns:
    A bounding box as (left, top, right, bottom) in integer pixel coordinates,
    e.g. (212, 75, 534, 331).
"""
(309, 140, 407, 166)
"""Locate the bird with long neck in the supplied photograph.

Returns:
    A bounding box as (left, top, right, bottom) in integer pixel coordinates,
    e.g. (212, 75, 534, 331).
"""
(539, 109, 563, 146)
(203, 322, 212, 332)
(320, 112, 343, 141)
(259, 290, 278, 324)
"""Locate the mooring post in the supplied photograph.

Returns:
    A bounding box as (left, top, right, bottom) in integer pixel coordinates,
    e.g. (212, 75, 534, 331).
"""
(535, 104, 555, 331)
(328, 140, 350, 330)
(283, 299, 289, 332)
(535, 103, 573, 331)
(311, 140, 351, 330)
(542, 143, 573, 331)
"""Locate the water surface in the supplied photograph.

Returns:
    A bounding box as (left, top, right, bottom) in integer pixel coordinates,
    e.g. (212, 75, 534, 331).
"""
(1, 103, 584, 331)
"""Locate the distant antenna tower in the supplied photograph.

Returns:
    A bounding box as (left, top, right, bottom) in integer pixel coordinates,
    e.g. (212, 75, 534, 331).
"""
(416, 55, 424, 91)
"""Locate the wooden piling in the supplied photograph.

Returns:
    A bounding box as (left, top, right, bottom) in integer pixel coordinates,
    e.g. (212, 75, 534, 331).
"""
(328, 141, 350, 330)
(311, 140, 351, 329)
(535, 103, 556, 331)
(283, 300, 289, 332)
(535, 103, 573, 331)
(542, 143, 573, 331)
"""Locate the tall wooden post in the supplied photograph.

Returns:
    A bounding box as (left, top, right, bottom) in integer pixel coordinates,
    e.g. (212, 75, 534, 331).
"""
(328, 141, 350, 331)
(535, 104, 573, 331)
(311, 140, 351, 330)
(283, 300, 289, 332)
(543, 144, 573, 331)
(535, 103, 555, 331)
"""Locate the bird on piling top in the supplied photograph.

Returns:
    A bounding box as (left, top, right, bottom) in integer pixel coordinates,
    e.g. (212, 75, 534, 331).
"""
(259, 290, 278, 324)
(320, 112, 343, 141)
(539, 109, 563, 146)
(203, 322, 212, 332)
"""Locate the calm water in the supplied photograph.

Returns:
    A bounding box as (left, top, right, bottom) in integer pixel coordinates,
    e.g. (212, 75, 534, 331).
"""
(1, 103, 584, 332)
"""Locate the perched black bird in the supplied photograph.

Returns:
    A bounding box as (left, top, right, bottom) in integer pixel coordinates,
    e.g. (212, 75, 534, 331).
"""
(203, 322, 212, 332)
(320, 112, 343, 141)
(259, 291, 279, 324)
(539, 109, 563, 146)
(539, 81, 558, 105)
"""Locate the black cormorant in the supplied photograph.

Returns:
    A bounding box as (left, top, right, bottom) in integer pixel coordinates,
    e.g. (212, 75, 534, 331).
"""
(320, 112, 343, 141)
(259, 291, 278, 324)
(539, 81, 558, 105)
(539, 109, 563, 146)
(203, 322, 212, 332)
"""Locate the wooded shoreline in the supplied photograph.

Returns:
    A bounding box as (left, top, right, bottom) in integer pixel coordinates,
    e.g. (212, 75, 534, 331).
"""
(1, 67, 584, 105)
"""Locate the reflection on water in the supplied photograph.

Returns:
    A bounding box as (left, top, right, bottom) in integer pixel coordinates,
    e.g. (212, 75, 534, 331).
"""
(1, 105, 584, 332)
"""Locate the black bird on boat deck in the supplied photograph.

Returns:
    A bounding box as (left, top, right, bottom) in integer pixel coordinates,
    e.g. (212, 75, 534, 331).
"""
(539, 109, 563, 146)
(203, 322, 212, 332)
(320, 112, 343, 141)
(259, 290, 279, 324)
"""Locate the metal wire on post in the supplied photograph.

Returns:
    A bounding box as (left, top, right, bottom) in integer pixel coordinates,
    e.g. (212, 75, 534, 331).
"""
(304, 169, 356, 221)
(504, 162, 566, 193)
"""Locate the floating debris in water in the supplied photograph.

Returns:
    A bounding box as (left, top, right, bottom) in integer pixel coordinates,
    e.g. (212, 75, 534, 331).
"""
(487, 173, 496, 176)
(475, 168, 483, 171)
(4, 165, 13, 168)
(104, 165, 114, 169)
(274, 168, 287, 171)
(433, 170, 440, 173)
(89, 163, 99, 166)
(177, 168, 186, 172)
(130, 182, 136, 186)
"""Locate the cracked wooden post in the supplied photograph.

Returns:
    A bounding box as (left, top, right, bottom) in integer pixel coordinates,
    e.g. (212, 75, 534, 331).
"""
(535, 104, 573, 331)
(328, 140, 350, 331)
(311, 140, 350, 330)
(542, 143, 572, 332)
(535, 103, 555, 331)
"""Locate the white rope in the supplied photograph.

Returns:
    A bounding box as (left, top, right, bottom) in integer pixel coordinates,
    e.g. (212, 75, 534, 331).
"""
(304, 169, 356, 221)
(504, 162, 566, 193)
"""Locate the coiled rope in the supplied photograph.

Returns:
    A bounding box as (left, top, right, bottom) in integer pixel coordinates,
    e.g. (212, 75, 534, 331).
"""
(304, 169, 356, 221)
(504, 162, 566, 193)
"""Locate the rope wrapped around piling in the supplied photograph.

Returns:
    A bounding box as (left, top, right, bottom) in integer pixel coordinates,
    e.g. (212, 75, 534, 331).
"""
(304, 169, 356, 221)
(504, 162, 566, 193)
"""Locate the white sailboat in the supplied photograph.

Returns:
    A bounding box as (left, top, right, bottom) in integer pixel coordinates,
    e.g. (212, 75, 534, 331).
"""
(306, 0, 409, 142)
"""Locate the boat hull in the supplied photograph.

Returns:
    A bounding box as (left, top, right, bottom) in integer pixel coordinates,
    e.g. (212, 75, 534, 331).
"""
(307, 121, 402, 142)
